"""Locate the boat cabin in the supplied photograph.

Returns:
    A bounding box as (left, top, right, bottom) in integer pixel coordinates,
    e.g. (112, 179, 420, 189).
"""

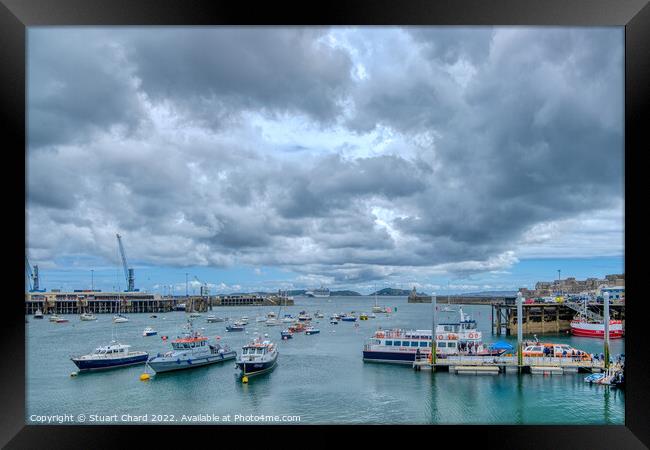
(171, 336, 208, 350)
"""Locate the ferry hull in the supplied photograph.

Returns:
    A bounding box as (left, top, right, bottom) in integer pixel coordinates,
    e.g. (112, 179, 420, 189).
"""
(363, 350, 419, 364)
(148, 351, 237, 373)
(72, 353, 149, 371)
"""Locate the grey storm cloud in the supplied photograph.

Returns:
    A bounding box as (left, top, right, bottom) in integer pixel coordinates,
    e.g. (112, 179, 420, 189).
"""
(26, 27, 624, 284)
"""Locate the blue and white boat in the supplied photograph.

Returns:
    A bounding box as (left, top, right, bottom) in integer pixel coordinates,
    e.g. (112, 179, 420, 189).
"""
(147, 321, 236, 373)
(236, 337, 278, 378)
(143, 327, 157, 337)
(305, 326, 320, 335)
(281, 329, 293, 340)
(71, 341, 148, 372)
(226, 323, 245, 332)
(341, 314, 357, 322)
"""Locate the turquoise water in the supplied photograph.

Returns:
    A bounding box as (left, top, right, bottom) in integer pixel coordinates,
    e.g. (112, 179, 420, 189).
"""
(26, 296, 624, 425)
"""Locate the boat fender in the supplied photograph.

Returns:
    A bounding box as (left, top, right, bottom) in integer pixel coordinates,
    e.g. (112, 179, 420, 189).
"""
(176, 358, 181, 364)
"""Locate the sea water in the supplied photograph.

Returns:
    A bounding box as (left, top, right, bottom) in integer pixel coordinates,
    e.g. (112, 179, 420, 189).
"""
(26, 296, 624, 424)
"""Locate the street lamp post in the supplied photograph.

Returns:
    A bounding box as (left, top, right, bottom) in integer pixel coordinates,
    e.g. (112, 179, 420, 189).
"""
(517, 291, 523, 370)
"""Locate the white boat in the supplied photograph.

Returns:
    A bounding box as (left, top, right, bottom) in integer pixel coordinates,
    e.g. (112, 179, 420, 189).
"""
(239, 316, 249, 325)
(113, 314, 129, 323)
(206, 316, 224, 323)
(49, 314, 61, 322)
(188, 312, 202, 318)
(314, 311, 325, 319)
(34, 309, 44, 319)
(80, 312, 97, 321)
(307, 286, 330, 297)
(267, 312, 277, 319)
(372, 290, 388, 313)
(147, 322, 236, 373)
(265, 318, 281, 326)
(143, 327, 157, 337)
(256, 316, 268, 323)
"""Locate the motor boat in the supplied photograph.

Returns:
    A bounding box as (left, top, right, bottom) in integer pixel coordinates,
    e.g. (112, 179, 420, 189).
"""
(236, 337, 278, 379)
(281, 329, 293, 340)
(147, 321, 236, 373)
(80, 312, 97, 321)
(71, 341, 148, 372)
(34, 309, 44, 319)
(143, 327, 157, 337)
(305, 327, 320, 335)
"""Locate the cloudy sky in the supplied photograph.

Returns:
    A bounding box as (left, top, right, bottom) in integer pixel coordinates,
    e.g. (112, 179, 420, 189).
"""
(26, 27, 624, 294)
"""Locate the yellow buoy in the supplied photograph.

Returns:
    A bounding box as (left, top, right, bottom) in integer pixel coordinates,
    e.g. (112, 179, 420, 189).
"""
(242, 376, 249, 384)
(140, 373, 151, 381)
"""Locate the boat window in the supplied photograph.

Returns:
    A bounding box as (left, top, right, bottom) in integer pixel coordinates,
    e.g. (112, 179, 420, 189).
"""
(385, 340, 392, 346)
(439, 342, 447, 348)
(419, 342, 428, 347)
(448, 342, 456, 348)
(410, 342, 419, 347)
(393, 341, 401, 346)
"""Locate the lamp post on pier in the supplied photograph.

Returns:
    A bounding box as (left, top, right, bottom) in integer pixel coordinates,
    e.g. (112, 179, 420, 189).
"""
(517, 291, 523, 371)
(431, 293, 437, 370)
(603, 291, 610, 369)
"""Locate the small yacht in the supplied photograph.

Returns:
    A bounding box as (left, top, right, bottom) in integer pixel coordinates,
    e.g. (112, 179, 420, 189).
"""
(226, 323, 245, 332)
(281, 315, 294, 323)
(207, 316, 224, 323)
(188, 312, 202, 318)
(314, 311, 325, 319)
(143, 327, 157, 337)
(239, 317, 249, 325)
(49, 314, 61, 322)
(341, 314, 357, 322)
(113, 314, 129, 323)
(267, 311, 278, 319)
(330, 319, 338, 325)
(56, 316, 69, 323)
(305, 326, 320, 335)
(265, 318, 281, 326)
(71, 341, 148, 372)
(80, 312, 97, 321)
(297, 311, 312, 321)
(256, 316, 267, 323)
(147, 321, 236, 373)
(236, 337, 278, 378)
(34, 309, 44, 319)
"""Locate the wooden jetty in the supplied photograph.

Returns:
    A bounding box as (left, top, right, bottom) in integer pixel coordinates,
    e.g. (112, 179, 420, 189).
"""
(412, 355, 605, 374)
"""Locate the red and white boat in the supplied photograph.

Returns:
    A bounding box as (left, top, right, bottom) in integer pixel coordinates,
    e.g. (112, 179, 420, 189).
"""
(570, 318, 624, 339)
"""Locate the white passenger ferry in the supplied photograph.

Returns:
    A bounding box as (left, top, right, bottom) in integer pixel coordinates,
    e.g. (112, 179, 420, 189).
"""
(362, 308, 504, 364)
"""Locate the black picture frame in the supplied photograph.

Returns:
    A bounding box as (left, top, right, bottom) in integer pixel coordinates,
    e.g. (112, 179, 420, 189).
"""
(2, 0, 648, 448)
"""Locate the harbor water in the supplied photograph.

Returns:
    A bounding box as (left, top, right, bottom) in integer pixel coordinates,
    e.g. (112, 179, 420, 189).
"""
(26, 296, 624, 425)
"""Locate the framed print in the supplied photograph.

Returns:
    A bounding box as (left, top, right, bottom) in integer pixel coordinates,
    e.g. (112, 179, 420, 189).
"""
(2, 0, 649, 448)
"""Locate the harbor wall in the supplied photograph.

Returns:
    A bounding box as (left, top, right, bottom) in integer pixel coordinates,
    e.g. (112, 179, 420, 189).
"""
(25, 292, 294, 315)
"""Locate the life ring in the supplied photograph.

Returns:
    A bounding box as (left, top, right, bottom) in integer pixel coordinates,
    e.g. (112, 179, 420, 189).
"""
(377, 332, 385, 338)
(468, 332, 475, 339)
(437, 334, 444, 340)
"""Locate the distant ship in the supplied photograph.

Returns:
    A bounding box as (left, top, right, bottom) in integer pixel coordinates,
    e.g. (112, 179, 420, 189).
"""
(307, 286, 330, 297)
